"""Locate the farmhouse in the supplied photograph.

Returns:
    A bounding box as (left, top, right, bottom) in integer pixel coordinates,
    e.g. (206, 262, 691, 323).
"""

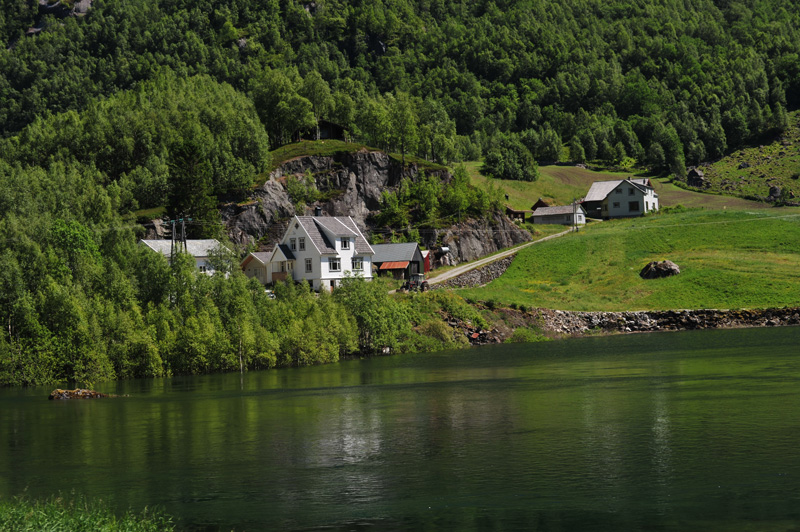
(139, 239, 224, 274)
(371, 242, 425, 280)
(531, 204, 586, 225)
(267, 215, 374, 291)
(583, 178, 659, 219)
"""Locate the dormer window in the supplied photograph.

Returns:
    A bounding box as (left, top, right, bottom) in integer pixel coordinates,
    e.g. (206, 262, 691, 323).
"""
(341, 238, 350, 250)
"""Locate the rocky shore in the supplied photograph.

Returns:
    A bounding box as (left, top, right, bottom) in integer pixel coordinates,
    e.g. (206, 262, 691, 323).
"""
(533, 307, 800, 336)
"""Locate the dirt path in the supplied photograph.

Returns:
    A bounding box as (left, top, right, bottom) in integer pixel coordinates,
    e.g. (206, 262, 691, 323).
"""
(426, 228, 574, 286)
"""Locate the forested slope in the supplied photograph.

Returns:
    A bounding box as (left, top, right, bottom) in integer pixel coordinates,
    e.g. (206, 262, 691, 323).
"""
(2, 0, 799, 174)
(2, 0, 800, 387)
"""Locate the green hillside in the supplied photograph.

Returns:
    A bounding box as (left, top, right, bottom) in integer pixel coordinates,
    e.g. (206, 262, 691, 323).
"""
(459, 209, 800, 311)
(690, 112, 800, 201)
(467, 162, 778, 212)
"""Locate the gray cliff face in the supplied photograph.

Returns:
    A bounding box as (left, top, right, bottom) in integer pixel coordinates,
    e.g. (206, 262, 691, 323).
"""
(221, 180, 295, 246)
(421, 214, 532, 264)
(220, 149, 530, 256)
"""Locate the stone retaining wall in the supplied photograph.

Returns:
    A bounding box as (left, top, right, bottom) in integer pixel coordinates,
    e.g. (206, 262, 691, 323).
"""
(435, 256, 514, 289)
(534, 307, 800, 336)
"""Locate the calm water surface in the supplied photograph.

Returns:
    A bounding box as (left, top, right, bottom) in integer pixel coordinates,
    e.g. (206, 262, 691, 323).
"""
(2, 327, 800, 531)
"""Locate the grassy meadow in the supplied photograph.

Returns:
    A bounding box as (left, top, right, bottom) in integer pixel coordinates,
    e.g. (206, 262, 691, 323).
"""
(459, 209, 800, 311)
(465, 161, 776, 212)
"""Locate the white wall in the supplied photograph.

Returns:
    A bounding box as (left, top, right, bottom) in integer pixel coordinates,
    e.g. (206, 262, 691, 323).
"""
(279, 219, 372, 291)
(603, 183, 658, 218)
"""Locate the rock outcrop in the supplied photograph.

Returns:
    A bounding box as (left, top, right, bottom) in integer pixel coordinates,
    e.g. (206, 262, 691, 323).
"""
(49, 388, 110, 400)
(220, 149, 531, 254)
(421, 214, 531, 264)
(639, 260, 680, 279)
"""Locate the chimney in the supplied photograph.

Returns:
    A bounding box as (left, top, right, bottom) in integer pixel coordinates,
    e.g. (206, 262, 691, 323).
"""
(314, 206, 322, 217)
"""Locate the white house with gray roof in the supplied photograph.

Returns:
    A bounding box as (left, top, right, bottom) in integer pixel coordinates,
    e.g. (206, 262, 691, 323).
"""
(139, 239, 224, 274)
(583, 178, 658, 219)
(531, 204, 586, 225)
(268, 215, 374, 291)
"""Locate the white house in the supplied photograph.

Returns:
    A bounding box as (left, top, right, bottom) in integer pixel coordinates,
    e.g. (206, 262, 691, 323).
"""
(267, 215, 374, 291)
(531, 204, 586, 225)
(583, 178, 659, 219)
(240, 251, 271, 284)
(139, 239, 224, 274)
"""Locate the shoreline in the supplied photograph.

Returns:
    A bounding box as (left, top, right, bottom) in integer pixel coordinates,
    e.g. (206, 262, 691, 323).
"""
(529, 306, 800, 337)
(447, 305, 800, 347)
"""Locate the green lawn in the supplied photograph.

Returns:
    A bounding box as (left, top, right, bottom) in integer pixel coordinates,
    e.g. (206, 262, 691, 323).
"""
(458, 209, 800, 311)
(464, 161, 776, 212)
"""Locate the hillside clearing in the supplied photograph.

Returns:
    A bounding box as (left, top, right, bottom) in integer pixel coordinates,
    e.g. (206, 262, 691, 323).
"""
(464, 162, 778, 212)
(458, 209, 800, 312)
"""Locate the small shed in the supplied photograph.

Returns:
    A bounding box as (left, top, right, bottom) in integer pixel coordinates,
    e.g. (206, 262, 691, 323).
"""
(531, 198, 551, 210)
(293, 120, 347, 142)
(372, 242, 425, 280)
(421, 250, 431, 273)
(505, 206, 531, 223)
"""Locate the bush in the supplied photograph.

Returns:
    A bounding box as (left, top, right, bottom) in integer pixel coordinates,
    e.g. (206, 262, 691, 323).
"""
(506, 326, 550, 344)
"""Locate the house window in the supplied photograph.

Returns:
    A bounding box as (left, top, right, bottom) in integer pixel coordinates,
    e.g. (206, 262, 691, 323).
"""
(290, 238, 296, 251)
(287, 260, 294, 271)
(341, 238, 350, 250)
(329, 257, 341, 271)
(305, 258, 312, 273)
(299, 237, 305, 251)
(352, 257, 363, 270)
(629, 188, 635, 196)
(613, 202, 620, 209)
(629, 201, 640, 212)
(615, 189, 622, 194)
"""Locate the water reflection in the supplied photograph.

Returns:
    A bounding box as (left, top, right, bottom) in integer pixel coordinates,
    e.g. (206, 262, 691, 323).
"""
(1, 327, 800, 531)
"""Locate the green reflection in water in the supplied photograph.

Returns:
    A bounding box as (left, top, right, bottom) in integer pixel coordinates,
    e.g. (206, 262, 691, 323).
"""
(2, 326, 800, 531)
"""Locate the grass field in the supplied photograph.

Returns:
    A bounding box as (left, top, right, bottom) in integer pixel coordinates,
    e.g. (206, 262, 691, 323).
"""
(465, 161, 776, 212)
(458, 209, 800, 311)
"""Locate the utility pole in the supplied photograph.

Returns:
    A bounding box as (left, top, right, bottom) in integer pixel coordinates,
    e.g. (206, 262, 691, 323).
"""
(170, 218, 176, 262)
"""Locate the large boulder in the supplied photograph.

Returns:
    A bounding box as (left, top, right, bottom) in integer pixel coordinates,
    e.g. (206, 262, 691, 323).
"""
(640, 260, 680, 279)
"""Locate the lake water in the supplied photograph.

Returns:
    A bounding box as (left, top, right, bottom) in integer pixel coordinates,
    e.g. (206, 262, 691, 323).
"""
(2, 327, 800, 531)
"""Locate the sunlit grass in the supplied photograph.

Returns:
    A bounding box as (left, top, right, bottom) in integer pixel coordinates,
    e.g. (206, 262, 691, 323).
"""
(0, 495, 174, 532)
(459, 209, 800, 311)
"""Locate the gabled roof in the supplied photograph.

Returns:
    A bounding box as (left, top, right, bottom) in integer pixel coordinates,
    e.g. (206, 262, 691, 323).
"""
(372, 242, 422, 263)
(271, 244, 296, 262)
(241, 251, 271, 268)
(293, 216, 374, 255)
(584, 179, 651, 202)
(140, 239, 221, 258)
(532, 205, 586, 216)
(334, 217, 374, 254)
